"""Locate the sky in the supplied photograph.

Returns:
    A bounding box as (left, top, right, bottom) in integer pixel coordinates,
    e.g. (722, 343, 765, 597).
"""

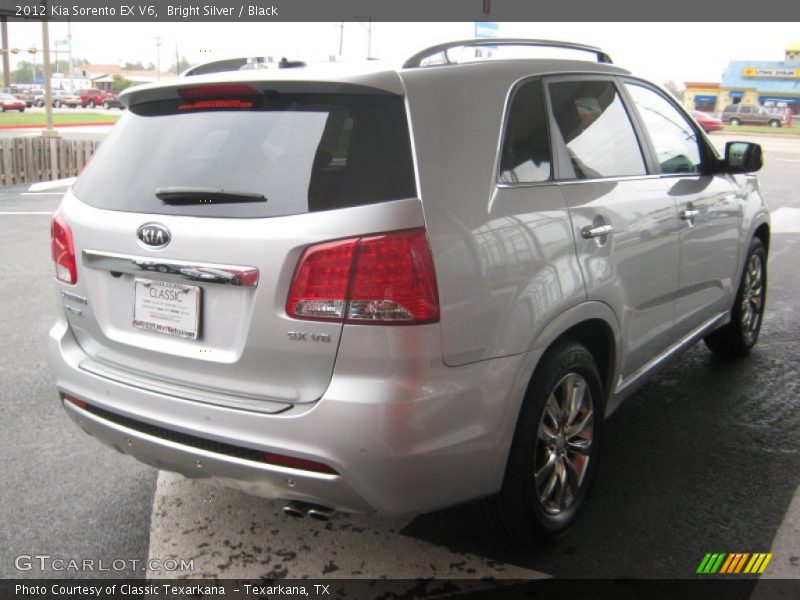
(3, 21, 799, 86)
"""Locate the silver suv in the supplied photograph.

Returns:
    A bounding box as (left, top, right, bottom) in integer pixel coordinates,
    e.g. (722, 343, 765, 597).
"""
(48, 39, 770, 543)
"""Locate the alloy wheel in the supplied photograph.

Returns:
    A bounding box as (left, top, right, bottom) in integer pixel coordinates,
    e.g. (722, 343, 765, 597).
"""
(741, 252, 764, 338)
(534, 372, 594, 515)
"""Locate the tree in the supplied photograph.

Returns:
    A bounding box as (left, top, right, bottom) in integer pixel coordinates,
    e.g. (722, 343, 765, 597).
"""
(11, 61, 41, 84)
(111, 74, 133, 93)
(170, 56, 192, 75)
(11, 57, 89, 81)
(123, 61, 145, 71)
(663, 80, 685, 102)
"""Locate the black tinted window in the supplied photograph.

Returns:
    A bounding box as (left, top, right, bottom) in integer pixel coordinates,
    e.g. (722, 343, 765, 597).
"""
(548, 80, 646, 179)
(73, 89, 416, 218)
(626, 84, 702, 174)
(499, 81, 551, 184)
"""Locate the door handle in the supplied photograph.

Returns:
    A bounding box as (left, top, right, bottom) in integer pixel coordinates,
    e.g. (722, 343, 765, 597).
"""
(581, 224, 614, 239)
(680, 209, 700, 220)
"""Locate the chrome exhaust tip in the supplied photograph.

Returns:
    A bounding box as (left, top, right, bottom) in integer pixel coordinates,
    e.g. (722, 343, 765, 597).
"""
(282, 500, 335, 521)
(282, 501, 307, 518)
(306, 506, 334, 521)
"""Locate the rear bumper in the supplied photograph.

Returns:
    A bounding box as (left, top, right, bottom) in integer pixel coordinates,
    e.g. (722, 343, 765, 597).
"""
(49, 317, 532, 515)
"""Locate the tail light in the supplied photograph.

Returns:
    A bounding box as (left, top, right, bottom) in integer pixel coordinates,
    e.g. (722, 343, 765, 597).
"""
(51, 213, 77, 284)
(286, 228, 439, 325)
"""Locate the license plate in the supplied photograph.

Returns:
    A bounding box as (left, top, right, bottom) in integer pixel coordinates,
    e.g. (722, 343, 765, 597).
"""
(133, 278, 200, 339)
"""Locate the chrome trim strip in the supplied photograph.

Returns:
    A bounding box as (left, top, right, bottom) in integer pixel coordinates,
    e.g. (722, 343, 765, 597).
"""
(615, 312, 726, 395)
(82, 249, 259, 287)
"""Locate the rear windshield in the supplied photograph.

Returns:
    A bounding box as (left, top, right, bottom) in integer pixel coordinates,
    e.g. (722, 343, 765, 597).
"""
(73, 88, 416, 218)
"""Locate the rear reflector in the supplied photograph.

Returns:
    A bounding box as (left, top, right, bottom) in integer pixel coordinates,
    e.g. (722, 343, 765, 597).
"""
(286, 228, 439, 324)
(51, 213, 77, 284)
(262, 452, 338, 475)
(63, 394, 88, 410)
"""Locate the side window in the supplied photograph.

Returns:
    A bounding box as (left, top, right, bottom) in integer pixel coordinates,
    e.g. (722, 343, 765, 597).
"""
(548, 80, 646, 179)
(498, 80, 552, 184)
(739, 105, 753, 114)
(625, 84, 703, 175)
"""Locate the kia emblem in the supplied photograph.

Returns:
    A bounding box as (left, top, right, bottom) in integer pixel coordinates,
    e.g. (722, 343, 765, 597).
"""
(137, 223, 171, 249)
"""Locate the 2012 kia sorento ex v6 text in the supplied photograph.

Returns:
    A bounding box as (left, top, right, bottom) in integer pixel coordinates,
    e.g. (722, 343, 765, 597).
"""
(48, 39, 770, 543)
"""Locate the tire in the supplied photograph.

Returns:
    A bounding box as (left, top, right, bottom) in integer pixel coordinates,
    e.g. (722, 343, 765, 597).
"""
(88, 100, 95, 108)
(705, 237, 767, 357)
(482, 341, 604, 545)
(730, 118, 741, 126)
(768, 120, 780, 128)
(54, 101, 61, 108)
(103, 101, 110, 110)
(19, 108, 24, 112)
(0, 106, 5, 112)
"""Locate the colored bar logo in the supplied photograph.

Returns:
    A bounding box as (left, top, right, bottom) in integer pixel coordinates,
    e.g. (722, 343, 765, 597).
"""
(697, 553, 773, 574)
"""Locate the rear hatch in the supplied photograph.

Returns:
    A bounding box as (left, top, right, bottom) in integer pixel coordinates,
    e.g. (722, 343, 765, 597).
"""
(60, 76, 421, 411)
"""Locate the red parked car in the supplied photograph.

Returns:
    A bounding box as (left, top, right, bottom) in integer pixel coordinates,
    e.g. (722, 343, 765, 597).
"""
(691, 110, 723, 133)
(0, 93, 26, 112)
(77, 88, 118, 108)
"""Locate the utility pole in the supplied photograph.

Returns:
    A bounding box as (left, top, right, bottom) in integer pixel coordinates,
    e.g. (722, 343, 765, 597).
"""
(353, 18, 373, 60)
(1, 16, 9, 88)
(41, 17, 57, 138)
(155, 36, 161, 80)
(367, 18, 372, 59)
(338, 22, 344, 57)
(67, 19, 73, 90)
(175, 45, 179, 74)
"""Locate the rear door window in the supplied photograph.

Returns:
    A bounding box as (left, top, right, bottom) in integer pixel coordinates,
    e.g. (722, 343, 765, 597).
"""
(547, 80, 646, 179)
(73, 87, 416, 218)
(498, 80, 552, 184)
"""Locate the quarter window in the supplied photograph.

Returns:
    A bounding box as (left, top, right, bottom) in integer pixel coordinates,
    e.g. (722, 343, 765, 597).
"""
(626, 84, 703, 175)
(498, 81, 552, 184)
(548, 80, 646, 179)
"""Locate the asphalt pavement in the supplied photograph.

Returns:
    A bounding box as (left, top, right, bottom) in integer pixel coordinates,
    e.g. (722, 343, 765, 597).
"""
(0, 134, 798, 586)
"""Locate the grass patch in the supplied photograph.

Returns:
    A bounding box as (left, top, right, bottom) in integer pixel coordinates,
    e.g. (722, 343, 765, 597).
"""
(0, 111, 120, 126)
(722, 124, 800, 135)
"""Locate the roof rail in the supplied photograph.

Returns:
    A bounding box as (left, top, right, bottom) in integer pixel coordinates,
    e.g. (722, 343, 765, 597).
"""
(402, 39, 613, 69)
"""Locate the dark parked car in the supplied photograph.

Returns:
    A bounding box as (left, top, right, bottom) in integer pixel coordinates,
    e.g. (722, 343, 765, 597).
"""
(101, 96, 124, 110)
(722, 104, 785, 127)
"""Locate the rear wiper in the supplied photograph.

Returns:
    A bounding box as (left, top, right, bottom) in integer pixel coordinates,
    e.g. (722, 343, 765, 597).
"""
(155, 187, 267, 205)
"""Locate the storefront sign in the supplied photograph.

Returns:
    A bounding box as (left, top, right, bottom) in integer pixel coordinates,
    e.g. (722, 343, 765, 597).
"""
(743, 67, 800, 78)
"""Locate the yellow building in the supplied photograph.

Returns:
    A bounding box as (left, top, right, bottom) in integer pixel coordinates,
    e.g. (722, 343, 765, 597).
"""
(685, 44, 800, 114)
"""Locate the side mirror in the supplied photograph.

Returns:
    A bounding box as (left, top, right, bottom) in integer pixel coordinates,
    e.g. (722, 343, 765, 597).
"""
(723, 141, 763, 173)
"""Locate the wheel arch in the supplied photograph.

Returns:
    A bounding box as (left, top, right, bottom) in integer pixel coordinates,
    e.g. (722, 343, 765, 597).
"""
(754, 222, 770, 254)
(529, 302, 620, 404)
(489, 302, 621, 493)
